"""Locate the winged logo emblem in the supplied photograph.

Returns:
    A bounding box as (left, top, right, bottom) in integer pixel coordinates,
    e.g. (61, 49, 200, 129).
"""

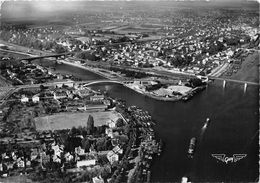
(233, 154, 247, 162)
(212, 154, 246, 164)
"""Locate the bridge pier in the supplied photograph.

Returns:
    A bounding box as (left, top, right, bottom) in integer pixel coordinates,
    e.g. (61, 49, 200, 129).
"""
(223, 80, 226, 89)
(244, 83, 247, 93)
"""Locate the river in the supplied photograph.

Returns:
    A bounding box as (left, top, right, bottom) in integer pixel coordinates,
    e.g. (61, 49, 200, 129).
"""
(53, 63, 258, 182)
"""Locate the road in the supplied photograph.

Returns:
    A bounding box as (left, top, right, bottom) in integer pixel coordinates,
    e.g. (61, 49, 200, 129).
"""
(208, 62, 230, 77)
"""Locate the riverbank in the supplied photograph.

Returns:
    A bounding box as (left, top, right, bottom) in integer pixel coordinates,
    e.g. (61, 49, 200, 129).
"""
(59, 60, 112, 79)
(124, 84, 181, 102)
(222, 51, 259, 83)
(0, 47, 207, 103)
(89, 81, 258, 182)
(58, 60, 207, 102)
(58, 60, 182, 101)
(125, 83, 206, 102)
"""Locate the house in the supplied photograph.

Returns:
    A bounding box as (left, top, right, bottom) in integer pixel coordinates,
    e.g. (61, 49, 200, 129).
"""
(105, 128, 113, 138)
(78, 89, 91, 97)
(66, 104, 80, 112)
(53, 90, 67, 100)
(32, 95, 40, 103)
(75, 146, 85, 156)
(90, 94, 104, 102)
(76, 159, 96, 168)
(92, 176, 105, 183)
(0, 110, 4, 118)
(17, 158, 25, 168)
(64, 82, 74, 88)
(31, 149, 38, 160)
(107, 151, 119, 165)
(65, 152, 73, 162)
(107, 120, 116, 128)
(0, 163, 3, 172)
(56, 75, 63, 81)
(111, 139, 119, 147)
(40, 152, 50, 165)
(66, 90, 74, 99)
(6, 162, 14, 171)
(112, 146, 123, 154)
(103, 99, 111, 106)
(11, 152, 17, 161)
(26, 160, 31, 167)
(52, 143, 64, 157)
(85, 104, 107, 111)
(77, 105, 86, 111)
(21, 95, 29, 103)
(53, 155, 61, 163)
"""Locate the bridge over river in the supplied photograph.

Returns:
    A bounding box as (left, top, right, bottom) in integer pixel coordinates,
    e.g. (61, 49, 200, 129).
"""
(0, 79, 143, 107)
(207, 76, 259, 92)
(0, 79, 151, 91)
(2, 48, 258, 92)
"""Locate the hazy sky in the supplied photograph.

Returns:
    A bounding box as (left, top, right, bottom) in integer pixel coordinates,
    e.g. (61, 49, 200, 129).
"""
(1, 0, 259, 20)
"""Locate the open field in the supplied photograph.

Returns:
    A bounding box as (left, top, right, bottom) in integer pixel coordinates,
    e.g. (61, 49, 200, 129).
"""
(0, 87, 14, 101)
(34, 111, 122, 131)
(0, 76, 11, 87)
(109, 24, 160, 34)
(0, 39, 52, 56)
(0, 175, 34, 183)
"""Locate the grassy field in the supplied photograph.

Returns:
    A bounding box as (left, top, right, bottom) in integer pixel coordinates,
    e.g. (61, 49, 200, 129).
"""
(0, 175, 34, 183)
(0, 76, 11, 87)
(34, 111, 122, 131)
(110, 25, 160, 34)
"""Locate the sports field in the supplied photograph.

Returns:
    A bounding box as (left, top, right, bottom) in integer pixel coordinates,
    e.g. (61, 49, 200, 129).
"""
(34, 111, 122, 131)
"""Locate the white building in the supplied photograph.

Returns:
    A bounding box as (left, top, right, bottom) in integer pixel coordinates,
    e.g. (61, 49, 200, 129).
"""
(77, 159, 96, 168)
(65, 152, 73, 162)
(105, 128, 114, 138)
(90, 94, 105, 102)
(92, 176, 104, 183)
(107, 151, 119, 165)
(32, 95, 40, 103)
(21, 95, 29, 103)
(75, 146, 85, 156)
(107, 120, 116, 128)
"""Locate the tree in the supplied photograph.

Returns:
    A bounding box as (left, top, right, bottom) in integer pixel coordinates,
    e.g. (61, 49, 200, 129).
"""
(101, 165, 111, 179)
(123, 124, 130, 135)
(116, 135, 129, 145)
(189, 78, 204, 88)
(96, 138, 107, 151)
(81, 137, 90, 152)
(116, 118, 125, 127)
(96, 125, 105, 135)
(70, 126, 78, 136)
(158, 61, 164, 66)
(87, 115, 94, 134)
(75, 51, 99, 61)
(54, 44, 67, 53)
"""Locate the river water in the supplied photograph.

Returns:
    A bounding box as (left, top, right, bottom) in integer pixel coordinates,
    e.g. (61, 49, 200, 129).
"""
(54, 63, 258, 182)
(4, 50, 257, 182)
